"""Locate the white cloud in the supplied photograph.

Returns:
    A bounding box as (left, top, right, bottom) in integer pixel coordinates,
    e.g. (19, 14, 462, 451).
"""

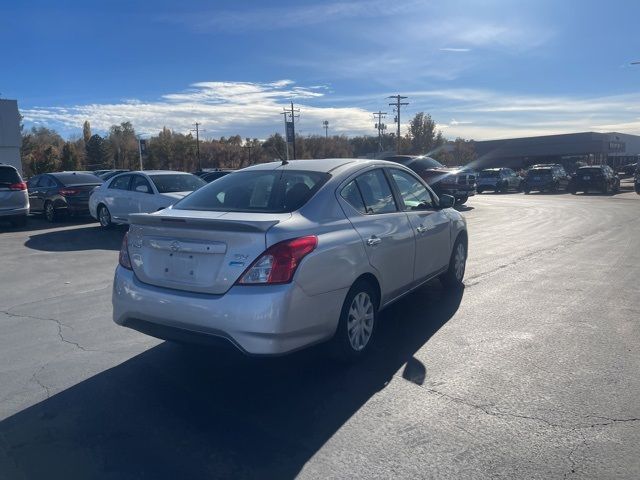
(440, 48, 471, 53)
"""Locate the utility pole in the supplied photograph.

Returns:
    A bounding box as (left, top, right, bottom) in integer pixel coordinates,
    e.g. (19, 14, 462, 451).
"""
(280, 111, 290, 161)
(190, 122, 205, 171)
(373, 111, 387, 153)
(388, 95, 409, 154)
(323, 120, 329, 139)
(282, 102, 300, 160)
(242, 143, 254, 166)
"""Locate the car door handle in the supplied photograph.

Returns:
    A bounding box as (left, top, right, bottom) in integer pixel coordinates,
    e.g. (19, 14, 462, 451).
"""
(416, 225, 430, 234)
(366, 236, 382, 246)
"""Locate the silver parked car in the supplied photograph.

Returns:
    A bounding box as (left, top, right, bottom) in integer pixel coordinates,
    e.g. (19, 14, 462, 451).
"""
(0, 164, 29, 227)
(113, 159, 468, 358)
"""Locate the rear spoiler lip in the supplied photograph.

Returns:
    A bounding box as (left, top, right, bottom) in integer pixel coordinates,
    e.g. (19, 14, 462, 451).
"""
(128, 213, 280, 233)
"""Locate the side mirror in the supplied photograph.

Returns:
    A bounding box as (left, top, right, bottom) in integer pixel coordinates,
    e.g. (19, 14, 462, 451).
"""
(439, 194, 455, 209)
(135, 185, 150, 193)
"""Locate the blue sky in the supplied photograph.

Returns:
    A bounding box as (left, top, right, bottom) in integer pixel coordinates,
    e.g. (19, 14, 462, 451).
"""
(2, 0, 640, 140)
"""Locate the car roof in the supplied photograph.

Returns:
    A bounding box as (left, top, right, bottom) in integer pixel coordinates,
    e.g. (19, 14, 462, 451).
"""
(118, 170, 194, 176)
(240, 158, 366, 174)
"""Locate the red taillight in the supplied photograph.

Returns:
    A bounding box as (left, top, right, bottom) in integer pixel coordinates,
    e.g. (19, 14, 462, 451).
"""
(9, 182, 27, 191)
(59, 188, 80, 196)
(237, 235, 318, 285)
(119, 232, 132, 270)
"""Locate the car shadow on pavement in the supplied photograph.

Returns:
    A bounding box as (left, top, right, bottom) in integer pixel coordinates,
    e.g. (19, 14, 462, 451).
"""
(0, 215, 97, 234)
(0, 281, 464, 479)
(24, 224, 127, 251)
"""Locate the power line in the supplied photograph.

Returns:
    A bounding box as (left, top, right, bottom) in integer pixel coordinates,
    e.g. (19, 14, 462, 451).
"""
(388, 95, 409, 154)
(373, 111, 387, 153)
(190, 122, 205, 170)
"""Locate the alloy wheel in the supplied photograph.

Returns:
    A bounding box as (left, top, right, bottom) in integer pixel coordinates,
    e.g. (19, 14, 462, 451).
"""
(347, 292, 374, 352)
(99, 206, 111, 227)
(45, 203, 55, 222)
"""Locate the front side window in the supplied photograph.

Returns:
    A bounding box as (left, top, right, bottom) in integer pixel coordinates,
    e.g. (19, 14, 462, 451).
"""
(130, 175, 152, 193)
(389, 169, 434, 210)
(109, 174, 132, 190)
(354, 169, 397, 214)
(174, 170, 329, 213)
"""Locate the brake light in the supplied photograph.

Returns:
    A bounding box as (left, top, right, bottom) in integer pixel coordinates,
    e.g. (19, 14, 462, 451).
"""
(237, 236, 318, 285)
(9, 182, 27, 191)
(59, 188, 80, 196)
(119, 232, 132, 270)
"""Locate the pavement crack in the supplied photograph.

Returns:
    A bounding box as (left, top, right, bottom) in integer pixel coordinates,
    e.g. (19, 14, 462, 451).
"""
(30, 364, 51, 399)
(1, 309, 93, 352)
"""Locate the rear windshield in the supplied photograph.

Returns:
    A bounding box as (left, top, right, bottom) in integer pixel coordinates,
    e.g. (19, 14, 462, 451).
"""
(578, 168, 602, 174)
(54, 173, 102, 185)
(480, 170, 499, 178)
(0, 167, 21, 185)
(527, 168, 551, 175)
(173, 170, 330, 213)
(149, 174, 206, 193)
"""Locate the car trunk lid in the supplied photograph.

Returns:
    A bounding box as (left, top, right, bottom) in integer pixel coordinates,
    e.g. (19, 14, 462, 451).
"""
(127, 209, 291, 294)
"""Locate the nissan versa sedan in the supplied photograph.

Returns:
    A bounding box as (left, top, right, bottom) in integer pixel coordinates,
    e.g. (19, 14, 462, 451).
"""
(113, 159, 468, 359)
(89, 170, 206, 227)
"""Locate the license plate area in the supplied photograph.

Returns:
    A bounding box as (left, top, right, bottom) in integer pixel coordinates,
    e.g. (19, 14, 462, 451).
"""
(164, 252, 198, 282)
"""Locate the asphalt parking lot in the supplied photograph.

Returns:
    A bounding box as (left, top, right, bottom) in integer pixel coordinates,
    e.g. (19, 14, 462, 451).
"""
(1, 190, 639, 479)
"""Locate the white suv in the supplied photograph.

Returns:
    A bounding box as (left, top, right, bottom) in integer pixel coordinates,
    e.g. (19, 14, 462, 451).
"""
(0, 164, 29, 227)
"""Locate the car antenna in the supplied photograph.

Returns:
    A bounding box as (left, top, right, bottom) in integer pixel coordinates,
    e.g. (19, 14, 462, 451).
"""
(281, 159, 289, 166)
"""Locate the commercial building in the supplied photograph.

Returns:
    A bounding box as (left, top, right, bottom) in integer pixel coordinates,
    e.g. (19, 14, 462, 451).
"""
(0, 99, 22, 173)
(473, 132, 640, 172)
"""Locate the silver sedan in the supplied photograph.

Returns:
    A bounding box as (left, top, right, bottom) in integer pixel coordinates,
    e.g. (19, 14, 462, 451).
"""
(113, 159, 468, 359)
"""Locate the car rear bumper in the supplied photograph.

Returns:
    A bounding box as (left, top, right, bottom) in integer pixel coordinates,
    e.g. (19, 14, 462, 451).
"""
(112, 266, 347, 355)
(0, 206, 29, 218)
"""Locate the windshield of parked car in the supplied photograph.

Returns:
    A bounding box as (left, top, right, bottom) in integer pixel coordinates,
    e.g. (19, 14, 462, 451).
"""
(0, 167, 21, 186)
(479, 170, 499, 178)
(173, 170, 330, 213)
(54, 173, 103, 185)
(149, 174, 206, 193)
(405, 156, 443, 171)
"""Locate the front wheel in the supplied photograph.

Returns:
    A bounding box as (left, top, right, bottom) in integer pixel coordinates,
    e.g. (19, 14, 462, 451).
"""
(330, 280, 378, 361)
(440, 236, 467, 289)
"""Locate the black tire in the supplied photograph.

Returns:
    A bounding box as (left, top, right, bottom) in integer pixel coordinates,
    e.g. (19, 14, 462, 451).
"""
(602, 183, 609, 194)
(330, 279, 379, 361)
(456, 195, 468, 205)
(98, 204, 113, 228)
(550, 182, 559, 193)
(613, 182, 620, 194)
(440, 236, 467, 289)
(44, 201, 57, 223)
(524, 188, 530, 194)
(12, 215, 27, 227)
(477, 188, 484, 194)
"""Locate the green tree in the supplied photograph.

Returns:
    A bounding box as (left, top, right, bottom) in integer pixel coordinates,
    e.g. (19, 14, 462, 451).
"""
(108, 121, 137, 169)
(406, 112, 444, 155)
(60, 142, 81, 171)
(85, 134, 110, 169)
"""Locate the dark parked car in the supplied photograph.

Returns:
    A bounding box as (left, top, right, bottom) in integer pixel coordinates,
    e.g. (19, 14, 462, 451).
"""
(635, 170, 640, 194)
(619, 162, 637, 177)
(201, 169, 233, 183)
(570, 165, 620, 194)
(99, 169, 130, 181)
(27, 172, 103, 222)
(476, 168, 522, 193)
(384, 155, 476, 204)
(522, 164, 571, 193)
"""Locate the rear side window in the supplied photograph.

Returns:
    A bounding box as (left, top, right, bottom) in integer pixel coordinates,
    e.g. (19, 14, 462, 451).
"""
(149, 174, 205, 193)
(354, 169, 397, 214)
(0, 167, 21, 185)
(341, 180, 366, 213)
(110, 174, 132, 190)
(173, 170, 329, 213)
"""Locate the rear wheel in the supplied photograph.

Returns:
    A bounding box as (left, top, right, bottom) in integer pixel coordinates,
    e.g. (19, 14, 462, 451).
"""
(330, 280, 378, 361)
(440, 236, 467, 289)
(456, 195, 468, 205)
(44, 201, 57, 223)
(98, 205, 112, 228)
(524, 187, 531, 194)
